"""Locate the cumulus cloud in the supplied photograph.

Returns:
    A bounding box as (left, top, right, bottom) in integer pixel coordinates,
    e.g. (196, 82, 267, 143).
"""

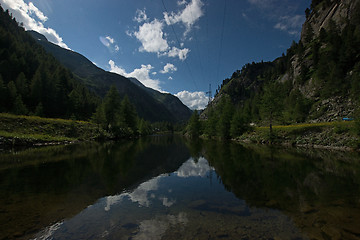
(166, 47, 190, 61)
(164, 0, 204, 36)
(274, 15, 304, 36)
(175, 90, 208, 110)
(0, 0, 69, 49)
(134, 9, 148, 23)
(131, 18, 190, 60)
(134, 19, 169, 53)
(160, 63, 177, 74)
(109, 60, 162, 92)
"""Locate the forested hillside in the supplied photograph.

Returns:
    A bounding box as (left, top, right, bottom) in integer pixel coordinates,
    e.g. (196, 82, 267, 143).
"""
(28, 31, 192, 123)
(198, 0, 360, 139)
(0, 6, 99, 120)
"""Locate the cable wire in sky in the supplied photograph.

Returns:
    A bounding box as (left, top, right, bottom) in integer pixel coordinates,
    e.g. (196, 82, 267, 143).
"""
(216, 0, 227, 84)
(160, 0, 199, 90)
(189, 0, 206, 88)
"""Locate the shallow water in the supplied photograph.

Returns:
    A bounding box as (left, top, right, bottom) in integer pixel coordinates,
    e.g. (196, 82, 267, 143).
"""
(1, 136, 360, 239)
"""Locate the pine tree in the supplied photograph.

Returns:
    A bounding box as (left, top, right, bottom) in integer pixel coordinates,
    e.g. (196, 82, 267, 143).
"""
(103, 85, 122, 129)
(230, 109, 248, 138)
(34, 102, 44, 117)
(261, 83, 284, 138)
(187, 110, 201, 139)
(0, 74, 7, 111)
(13, 95, 28, 115)
(121, 95, 138, 134)
(217, 95, 233, 139)
(204, 106, 218, 137)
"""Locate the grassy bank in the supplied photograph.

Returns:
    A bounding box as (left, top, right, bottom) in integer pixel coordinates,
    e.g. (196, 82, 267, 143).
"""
(0, 113, 101, 147)
(237, 121, 360, 151)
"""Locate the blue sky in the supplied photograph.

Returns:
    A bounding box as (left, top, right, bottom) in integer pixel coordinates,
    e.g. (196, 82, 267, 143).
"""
(1, 0, 310, 109)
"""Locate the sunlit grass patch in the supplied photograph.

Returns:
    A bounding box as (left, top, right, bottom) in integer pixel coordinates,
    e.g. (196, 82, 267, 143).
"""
(239, 121, 359, 149)
(0, 113, 100, 145)
(0, 130, 75, 142)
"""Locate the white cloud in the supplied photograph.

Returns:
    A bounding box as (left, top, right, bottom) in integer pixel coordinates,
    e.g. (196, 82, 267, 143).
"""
(109, 60, 162, 92)
(134, 9, 148, 23)
(247, 0, 305, 36)
(164, 0, 204, 36)
(105, 36, 115, 44)
(0, 0, 69, 49)
(28, 2, 48, 22)
(176, 157, 213, 178)
(177, 0, 187, 6)
(134, 19, 169, 53)
(274, 15, 304, 36)
(131, 18, 190, 60)
(160, 63, 177, 74)
(100, 35, 119, 52)
(166, 47, 190, 61)
(175, 90, 208, 110)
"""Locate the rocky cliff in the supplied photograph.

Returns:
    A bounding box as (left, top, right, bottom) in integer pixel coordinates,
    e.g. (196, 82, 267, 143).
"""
(205, 0, 360, 124)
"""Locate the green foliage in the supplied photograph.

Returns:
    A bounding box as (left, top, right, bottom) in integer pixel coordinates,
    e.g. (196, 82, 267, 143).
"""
(120, 95, 138, 134)
(187, 110, 201, 139)
(103, 85, 122, 129)
(204, 106, 218, 137)
(91, 86, 140, 139)
(92, 104, 106, 129)
(202, 0, 360, 143)
(283, 89, 312, 123)
(230, 109, 250, 138)
(217, 95, 234, 139)
(13, 95, 28, 115)
(260, 82, 284, 124)
(138, 119, 152, 136)
(0, 6, 99, 120)
(34, 102, 44, 117)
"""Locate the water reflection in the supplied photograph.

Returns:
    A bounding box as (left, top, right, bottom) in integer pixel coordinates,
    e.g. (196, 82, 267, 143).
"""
(202, 140, 360, 240)
(1, 137, 360, 239)
(32, 154, 306, 240)
(0, 136, 189, 240)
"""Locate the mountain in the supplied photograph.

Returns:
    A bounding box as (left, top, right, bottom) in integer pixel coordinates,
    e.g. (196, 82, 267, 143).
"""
(204, 0, 360, 124)
(128, 77, 193, 122)
(0, 7, 99, 120)
(28, 31, 192, 123)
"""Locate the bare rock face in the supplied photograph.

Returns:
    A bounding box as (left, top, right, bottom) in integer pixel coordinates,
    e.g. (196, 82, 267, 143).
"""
(301, 0, 360, 43)
(204, 0, 359, 123)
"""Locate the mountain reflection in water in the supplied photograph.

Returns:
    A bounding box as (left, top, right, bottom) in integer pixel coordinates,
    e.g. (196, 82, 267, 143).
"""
(0, 136, 360, 239)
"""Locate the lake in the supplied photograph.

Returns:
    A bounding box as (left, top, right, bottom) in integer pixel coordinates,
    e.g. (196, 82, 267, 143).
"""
(1, 136, 360, 240)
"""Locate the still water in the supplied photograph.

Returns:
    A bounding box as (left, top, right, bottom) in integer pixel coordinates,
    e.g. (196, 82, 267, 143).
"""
(1, 136, 360, 239)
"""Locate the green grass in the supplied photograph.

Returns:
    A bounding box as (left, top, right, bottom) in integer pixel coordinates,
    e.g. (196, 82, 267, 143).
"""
(0, 113, 101, 146)
(239, 121, 359, 150)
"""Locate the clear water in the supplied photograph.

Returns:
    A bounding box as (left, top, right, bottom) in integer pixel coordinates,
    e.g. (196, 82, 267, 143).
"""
(1, 136, 360, 239)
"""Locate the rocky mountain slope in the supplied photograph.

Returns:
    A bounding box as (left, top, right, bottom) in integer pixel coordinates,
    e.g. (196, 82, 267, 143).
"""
(205, 0, 360, 124)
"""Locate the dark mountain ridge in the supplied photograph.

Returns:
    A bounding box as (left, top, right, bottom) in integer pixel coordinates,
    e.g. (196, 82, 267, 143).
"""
(0, 7, 99, 120)
(27, 31, 192, 123)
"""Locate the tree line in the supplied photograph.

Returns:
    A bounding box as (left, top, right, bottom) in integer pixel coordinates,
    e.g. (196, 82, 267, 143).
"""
(0, 5, 99, 120)
(0, 6, 171, 139)
(187, 0, 360, 139)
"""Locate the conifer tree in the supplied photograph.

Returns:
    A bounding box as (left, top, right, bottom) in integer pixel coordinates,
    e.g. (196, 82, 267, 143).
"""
(187, 110, 201, 139)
